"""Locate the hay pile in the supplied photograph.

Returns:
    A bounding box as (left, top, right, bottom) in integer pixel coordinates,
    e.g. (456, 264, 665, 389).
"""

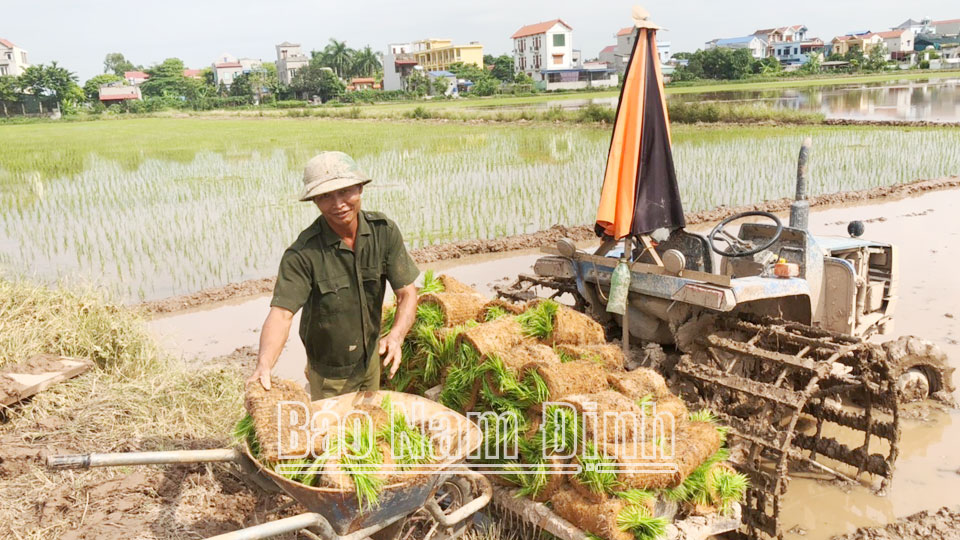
(235, 389, 435, 512)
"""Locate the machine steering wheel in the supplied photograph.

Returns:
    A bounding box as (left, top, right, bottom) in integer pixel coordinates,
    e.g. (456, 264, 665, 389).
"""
(708, 211, 783, 257)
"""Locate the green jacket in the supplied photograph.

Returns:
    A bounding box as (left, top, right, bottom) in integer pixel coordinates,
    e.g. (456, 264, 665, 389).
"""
(271, 211, 420, 378)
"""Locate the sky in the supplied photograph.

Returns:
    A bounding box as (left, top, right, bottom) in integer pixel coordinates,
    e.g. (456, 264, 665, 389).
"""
(3, 0, 957, 82)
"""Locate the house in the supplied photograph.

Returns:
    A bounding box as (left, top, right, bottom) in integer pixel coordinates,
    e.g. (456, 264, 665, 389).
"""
(410, 38, 483, 72)
(98, 85, 142, 103)
(893, 18, 930, 33)
(182, 69, 203, 79)
(124, 70, 149, 85)
(932, 18, 960, 36)
(382, 43, 415, 91)
(705, 35, 767, 59)
(346, 77, 380, 91)
(0, 38, 30, 77)
(613, 26, 670, 71)
(276, 42, 310, 86)
(511, 19, 616, 90)
(830, 32, 883, 57)
(212, 54, 261, 89)
(874, 29, 915, 60)
(511, 19, 574, 80)
(598, 45, 616, 67)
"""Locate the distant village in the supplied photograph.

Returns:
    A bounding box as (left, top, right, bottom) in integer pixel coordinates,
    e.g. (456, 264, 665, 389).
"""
(0, 15, 958, 109)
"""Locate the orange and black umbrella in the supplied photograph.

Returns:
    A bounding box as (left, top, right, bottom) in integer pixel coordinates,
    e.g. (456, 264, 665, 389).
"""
(595, 11, 684, 240)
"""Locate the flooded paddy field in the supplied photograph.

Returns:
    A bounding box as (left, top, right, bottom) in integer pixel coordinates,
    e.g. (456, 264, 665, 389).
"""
(2, 118, 959, 301)
(151, 188, 960, 539)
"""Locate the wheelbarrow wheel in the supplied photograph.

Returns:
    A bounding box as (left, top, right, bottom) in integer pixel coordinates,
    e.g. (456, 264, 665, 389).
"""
(374, 478, 471, 540)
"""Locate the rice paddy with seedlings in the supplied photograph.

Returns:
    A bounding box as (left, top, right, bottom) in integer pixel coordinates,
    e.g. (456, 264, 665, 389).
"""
(2, 118, 958, 301)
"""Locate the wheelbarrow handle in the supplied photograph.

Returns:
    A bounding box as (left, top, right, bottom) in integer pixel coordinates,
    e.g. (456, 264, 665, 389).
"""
(47, 448, 241, 469)
(424, 468, 493, 528)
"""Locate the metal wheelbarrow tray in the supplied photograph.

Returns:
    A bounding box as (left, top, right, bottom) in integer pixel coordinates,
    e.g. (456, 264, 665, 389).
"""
(47, 390, 491, 540)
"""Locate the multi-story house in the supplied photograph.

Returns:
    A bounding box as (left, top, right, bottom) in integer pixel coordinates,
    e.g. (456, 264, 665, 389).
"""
(0, 38, 29, 77)
(511, 19, 615, 90)
(830, 32, 884, 57)
(211, 54, 262, 89)
(410, 38, 483, 72)
(876, 29, 915, 60)
(382, 43, 419, 91)
(511, 19, 574, 80)
(932, 18, 960, 36)
(613, 26, 670, 70)
(276, 42, 310, 86)
(124, 71, 149, 85)
(704, 35, 768, 59)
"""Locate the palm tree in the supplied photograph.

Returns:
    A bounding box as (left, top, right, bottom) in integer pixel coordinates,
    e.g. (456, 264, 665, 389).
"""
(351, 46, 382, 78)
(322, 39, 354, 78)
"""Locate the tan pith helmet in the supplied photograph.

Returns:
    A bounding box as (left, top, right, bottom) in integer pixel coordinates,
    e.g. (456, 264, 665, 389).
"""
(299, 151, 372, 202)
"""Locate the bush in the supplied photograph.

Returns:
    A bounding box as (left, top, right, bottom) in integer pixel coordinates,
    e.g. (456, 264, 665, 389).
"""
(275, 99, 309, 109)
(919, 60, 930, 69)
(577, 103, 615, 123)
(406, 106, 434, 119)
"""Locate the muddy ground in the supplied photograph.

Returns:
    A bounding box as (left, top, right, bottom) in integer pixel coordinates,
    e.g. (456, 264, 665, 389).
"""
(830, 506, 960, 540)
(138, 176, 960, 315)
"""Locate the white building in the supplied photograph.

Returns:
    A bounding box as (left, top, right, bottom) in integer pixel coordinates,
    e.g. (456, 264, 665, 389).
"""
(511, 19, 615, 90)
(276, 42, 310, 86)
(211, 53, 262, 88)
(875, 29, 916, 60)
(0, 38, 29, 77)
(705, 35, 768, 59)
(511, 19, 575, 80)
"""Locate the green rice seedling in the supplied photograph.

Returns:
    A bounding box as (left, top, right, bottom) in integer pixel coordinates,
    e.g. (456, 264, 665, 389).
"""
(636, 394, 653, 415)
(517, 299, 559, 339)
(616, 504, 668, 540)
(438, 343, 484, 410)
(554, 348, 576, 363)
(665, 447, 731, 505)
(379, 395, 434, 468)
(338, 421, 386, 511)
(232, 414, 263, 461)
(709, 467, 749, 516)
(541, 404, 581, 455)
(688, 409, 729, 443)
(575, 441, 621, 496)
(484, 305, 510, 321)
(522, 370, 550, 404)
(616, 489, 656, 507)
(420, 270, 444, 294)
(415, 302, 446, 330)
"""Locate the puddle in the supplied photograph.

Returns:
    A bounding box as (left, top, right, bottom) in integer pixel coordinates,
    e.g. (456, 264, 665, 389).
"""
(150, 189, 960, 533)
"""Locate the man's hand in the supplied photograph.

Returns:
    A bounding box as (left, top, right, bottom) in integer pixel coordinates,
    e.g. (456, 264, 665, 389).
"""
(247, 363, 272, 390)
(379, 335, 403, 379)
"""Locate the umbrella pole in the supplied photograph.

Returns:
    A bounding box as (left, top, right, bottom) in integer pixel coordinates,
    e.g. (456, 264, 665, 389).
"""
(621, 236, 632, 356)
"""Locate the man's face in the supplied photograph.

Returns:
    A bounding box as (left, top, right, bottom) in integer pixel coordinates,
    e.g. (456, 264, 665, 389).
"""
(314, 184, 363, 229)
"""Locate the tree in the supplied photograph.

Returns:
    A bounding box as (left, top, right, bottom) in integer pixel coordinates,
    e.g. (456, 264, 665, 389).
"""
(103, 53, 138, 76)
(471, 77, 498, 96)
(291, 64, 344, 102)
(320, 39, 354, 78)
(141, 58, 189, 98)
(483, 54, 496, 66)
(83, 73, 124, 102)
(799, 52, 821, 75)
(865, 45, 888, 71)
(491, 55, 515, 82)
(406, 70, 430, 97)
(431, 77, 449, 96)
(0, 74, 19, 116)
(229, 72, 253, 98)
(19, 62, 83, 113)
(351, 46, 381, 78)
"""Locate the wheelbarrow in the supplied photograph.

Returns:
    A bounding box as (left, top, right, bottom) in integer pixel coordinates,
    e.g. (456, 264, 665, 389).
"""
(47, 391, 492, 540)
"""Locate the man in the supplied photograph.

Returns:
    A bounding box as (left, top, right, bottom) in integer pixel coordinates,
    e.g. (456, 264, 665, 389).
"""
(247, 151, 420, 399)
